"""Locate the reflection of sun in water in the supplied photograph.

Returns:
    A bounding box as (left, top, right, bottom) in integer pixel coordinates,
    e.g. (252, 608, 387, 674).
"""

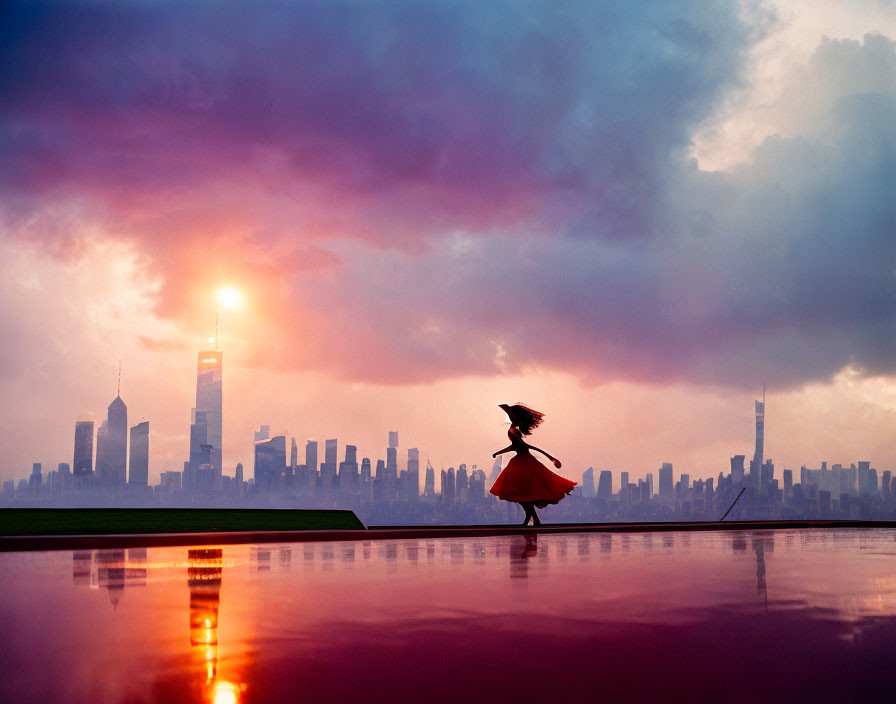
(213, 681, 243, 704)
(218, 287, 242, 309)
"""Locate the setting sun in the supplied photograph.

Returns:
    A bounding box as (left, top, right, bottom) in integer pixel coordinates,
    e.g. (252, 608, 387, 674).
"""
(218, 287, 242, 309)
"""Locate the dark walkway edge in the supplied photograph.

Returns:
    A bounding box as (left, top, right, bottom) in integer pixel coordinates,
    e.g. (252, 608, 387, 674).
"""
(2, 519, 895, 553)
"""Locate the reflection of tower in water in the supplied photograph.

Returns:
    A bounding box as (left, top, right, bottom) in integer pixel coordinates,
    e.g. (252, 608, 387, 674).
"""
(752, 533, 772, 612)
(188, 548, 223, 684)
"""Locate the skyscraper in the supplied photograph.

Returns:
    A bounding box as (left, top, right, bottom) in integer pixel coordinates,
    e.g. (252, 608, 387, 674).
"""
(195, 349, 223, 473)
(456, 464, 469, 502)
(388, 431, 399, 448)
(659, 463, 674, 499)
(339, 444, 359, 493)
(305, 440, 318, 475)
(128, 421, 149, 486)
(424, 460, 435, 497)
(752, 390, 765, 485)
(597, 470, 613, 500)
(325, 438, 338, 465)
(96, 395, 127, 488)
(444, 467, 455, 503)
(731, 455, 746, 486)
(189, 411, 208, 468)
(407, 448, 420, 499)
(73, 418, 94, 479)
(29, 462, 42, 494)
(581, 467, 595, 498)
(386, 446, 398, 481)
(254, 435, 286, 491)
(321, 438, 338, 491)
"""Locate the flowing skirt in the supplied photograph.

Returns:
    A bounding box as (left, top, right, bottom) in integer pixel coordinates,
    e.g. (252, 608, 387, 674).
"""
(490, 453, 576, 508)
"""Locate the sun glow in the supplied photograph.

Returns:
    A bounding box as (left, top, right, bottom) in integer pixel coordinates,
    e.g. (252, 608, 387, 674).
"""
(213, 681, 243, 704)
(218, 287, 242, 309)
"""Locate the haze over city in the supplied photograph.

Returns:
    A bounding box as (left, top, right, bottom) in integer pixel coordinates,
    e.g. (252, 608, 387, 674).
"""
(1, 0, 894, 487)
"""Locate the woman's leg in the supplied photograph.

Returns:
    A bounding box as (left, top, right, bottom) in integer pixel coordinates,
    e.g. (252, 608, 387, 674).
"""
(531, 506, 542, 526)
(520, 502, 533, 525)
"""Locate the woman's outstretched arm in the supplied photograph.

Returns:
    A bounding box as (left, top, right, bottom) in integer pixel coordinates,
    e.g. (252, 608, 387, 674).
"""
(492, 445, 514, 458)
(526, 443, 558, 463)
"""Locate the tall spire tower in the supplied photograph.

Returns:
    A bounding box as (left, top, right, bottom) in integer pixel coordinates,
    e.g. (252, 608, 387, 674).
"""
(193, 345, 223, 476)
(751, 383, 765, 488)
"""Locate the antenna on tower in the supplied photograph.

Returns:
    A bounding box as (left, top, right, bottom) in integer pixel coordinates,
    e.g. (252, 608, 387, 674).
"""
(117, 360, 122, 396)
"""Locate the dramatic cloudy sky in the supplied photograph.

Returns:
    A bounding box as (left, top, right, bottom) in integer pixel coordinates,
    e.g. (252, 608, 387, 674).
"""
(1, 0, 894, 487)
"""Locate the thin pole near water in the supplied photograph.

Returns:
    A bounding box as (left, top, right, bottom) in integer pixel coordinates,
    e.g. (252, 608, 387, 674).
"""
(719, 486, 747, 522)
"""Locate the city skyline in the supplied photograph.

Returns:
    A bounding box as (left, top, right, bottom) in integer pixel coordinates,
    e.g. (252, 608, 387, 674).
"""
(1, 1, 894, 488)
(4, 331, 893, 529)
(2, 336, 893, 491)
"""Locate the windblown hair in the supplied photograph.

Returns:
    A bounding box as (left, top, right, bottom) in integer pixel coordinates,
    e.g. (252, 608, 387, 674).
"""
(506, 403, 545, 436)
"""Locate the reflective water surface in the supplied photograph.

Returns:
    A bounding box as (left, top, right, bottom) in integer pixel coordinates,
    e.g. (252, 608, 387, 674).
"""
(1, 529, 895, 703)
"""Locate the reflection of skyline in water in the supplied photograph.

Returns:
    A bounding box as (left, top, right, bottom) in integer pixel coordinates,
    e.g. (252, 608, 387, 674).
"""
(11, 528, 892, 703)
(188, 548, 222, 684)
(71, 548, 148, 608)
(64, 530, 896, 621)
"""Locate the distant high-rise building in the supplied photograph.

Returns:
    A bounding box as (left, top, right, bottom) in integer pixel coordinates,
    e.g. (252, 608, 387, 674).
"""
(254, 425, 270, 442)
(456, 464, 469, 502)
(581, 467, 595, 498)
(254, 435, 286, 491)
(639, 478, 650, 504)
(659, 463, 674, 499)
(386, 446, 398, 481)
(444, 467, 456, 503)
(760, 459, 774, 494)
(388, 431, 399, 448)
(488, 456, 502, 489)
(73, 418, 94, 479)
(730, 455, 745, 486)
(305, 440, 318, 475)
(194, 350, 223, 473)
(469, 469, 487, 499)
(290, 438, 298, 469)
(424, 460, 435, 497)
(57, 462, 71, 491)
(597, 470, 613, 500)
(407, 448, 420, 499)
(189, 411, 208, 469)
(752, 391, 765, 484)
(128, 421, 149, 486)
(338, 445, 359, 493)
(361, 457, 373, 501)
(781, 469, 792, 499)
(620, 471, 629, 497)
(29, 462, 42, 494)
(321, 439, 338, 491)
(325, 439, 338, 465)
(96, 395, 128, 488)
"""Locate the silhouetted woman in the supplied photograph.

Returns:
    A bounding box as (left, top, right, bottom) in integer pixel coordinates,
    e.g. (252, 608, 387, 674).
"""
(490, 403, 576, 526)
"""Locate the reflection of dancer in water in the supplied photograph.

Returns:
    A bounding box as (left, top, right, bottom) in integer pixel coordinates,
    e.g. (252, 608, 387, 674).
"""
(490, 403, 576, 525)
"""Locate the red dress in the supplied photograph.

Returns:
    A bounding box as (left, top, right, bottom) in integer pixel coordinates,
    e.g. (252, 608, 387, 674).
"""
(490, 428, 576, 508)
